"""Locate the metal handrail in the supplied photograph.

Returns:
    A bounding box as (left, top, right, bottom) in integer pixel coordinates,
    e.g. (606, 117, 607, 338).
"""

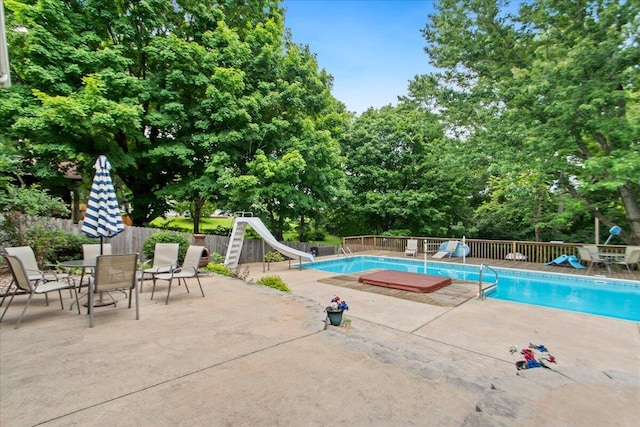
(478, 264, 499, 300)
(338, 246, 353, 257)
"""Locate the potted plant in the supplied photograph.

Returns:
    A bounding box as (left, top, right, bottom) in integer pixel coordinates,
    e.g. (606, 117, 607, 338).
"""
(325, 295, 349, 326)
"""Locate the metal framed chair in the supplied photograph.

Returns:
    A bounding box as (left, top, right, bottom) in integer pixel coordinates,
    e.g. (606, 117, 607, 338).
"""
(81, 243, 112, 288)
(152, 245, 205, 304)
(576, 246, 605, 274)
(1, 255, 80, 329)
(613, 249, 639, 278)
(4, 246, 70, 284)
(141, 243, 179, 281)
(89, 253, 139, 328)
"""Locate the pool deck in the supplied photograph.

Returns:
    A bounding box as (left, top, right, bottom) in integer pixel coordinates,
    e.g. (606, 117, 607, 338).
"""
(1, 251, 639, 426)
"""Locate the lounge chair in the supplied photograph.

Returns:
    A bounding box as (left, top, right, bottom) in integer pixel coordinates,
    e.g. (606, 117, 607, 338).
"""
(404, 240, 418, 257)
(152, 245, 205, 304)
(432, 241, 459, 258)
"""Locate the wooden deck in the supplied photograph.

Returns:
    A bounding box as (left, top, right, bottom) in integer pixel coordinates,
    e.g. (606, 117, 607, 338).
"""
(315, 250, 638, 308)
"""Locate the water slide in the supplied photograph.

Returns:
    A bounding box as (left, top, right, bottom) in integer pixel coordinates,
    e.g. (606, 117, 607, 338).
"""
(224, 216, 314, 268)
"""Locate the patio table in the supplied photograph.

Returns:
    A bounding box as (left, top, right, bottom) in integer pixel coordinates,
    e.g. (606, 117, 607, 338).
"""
(598, 252, 625, 274)
(58, 259, 115, 308)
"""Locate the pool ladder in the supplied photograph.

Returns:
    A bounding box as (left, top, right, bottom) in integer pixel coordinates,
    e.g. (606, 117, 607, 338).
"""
(478, 264, 499, 300)
(337, 246, 353, 257)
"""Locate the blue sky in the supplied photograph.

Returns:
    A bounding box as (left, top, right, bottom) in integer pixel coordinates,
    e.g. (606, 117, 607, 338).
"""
(283, 0, 437, 114)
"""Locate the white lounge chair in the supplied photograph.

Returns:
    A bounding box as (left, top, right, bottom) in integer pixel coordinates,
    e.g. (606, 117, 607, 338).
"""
(432, 241, 459, 258)
(404, 240, 418, 257)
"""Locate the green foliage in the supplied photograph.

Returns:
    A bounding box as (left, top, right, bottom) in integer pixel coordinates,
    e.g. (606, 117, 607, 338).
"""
(256, 275, 291, 293)
(0, 185, 71, 246)
(205, 262, 232, 277)
(17, 227, 91, 268)
(337, 104, 468, 237)
(149, 216, 232, 236)
(416, 0, 640, 243)
(0, 185, 70, 218)
(3, 0, 348, 235)
(209, 252, 225, 264)
(264, 251, 285, 263)
(142, 232, 190, 264)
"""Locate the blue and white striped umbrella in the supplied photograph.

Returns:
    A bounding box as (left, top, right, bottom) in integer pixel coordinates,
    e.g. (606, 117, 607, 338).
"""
(81, 156, 125, 250)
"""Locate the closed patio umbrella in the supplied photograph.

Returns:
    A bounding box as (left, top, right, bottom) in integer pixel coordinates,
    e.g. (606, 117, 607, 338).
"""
(81, 155, 125, 253)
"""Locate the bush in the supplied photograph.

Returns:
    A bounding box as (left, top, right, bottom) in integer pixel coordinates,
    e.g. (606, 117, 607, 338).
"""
(19, 226, 92, 267)
(209, 252, 225, 264)
(264, 251, 284, 263)
(256, 275, 291, 293)
(142, 232, 190, 264)
(205, 262, 232, 276)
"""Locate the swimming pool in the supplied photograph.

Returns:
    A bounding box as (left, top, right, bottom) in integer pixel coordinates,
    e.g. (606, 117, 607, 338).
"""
(300, 256, 640, 322)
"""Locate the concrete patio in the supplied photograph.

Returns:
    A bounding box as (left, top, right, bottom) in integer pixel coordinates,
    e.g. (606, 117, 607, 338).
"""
(1, 257, 639, 426)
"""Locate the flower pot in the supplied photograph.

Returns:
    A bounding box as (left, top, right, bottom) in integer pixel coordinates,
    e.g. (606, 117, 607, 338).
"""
(326, 308, 344, 326)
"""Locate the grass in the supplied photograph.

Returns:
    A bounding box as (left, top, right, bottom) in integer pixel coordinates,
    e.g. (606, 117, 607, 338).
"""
(150, 216, 342, 246)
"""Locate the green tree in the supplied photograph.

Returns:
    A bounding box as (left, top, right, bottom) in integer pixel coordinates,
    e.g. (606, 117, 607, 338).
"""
(2, 0, 347, 237)
(336, 104, 473, 237)
(419, 0, 640, 243)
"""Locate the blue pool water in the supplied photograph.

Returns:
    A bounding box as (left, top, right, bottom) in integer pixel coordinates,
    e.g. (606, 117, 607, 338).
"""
(300, 256, 640, 322)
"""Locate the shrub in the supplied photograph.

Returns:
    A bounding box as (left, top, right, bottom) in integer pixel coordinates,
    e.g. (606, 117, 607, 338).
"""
(209, 252, 225, 264)
(256, 275, 291, 293)
(205, 262, 232, 276)
(20, 226, 94, 267)
(264, 251, 284, 263)
(142, 232, 190, 264)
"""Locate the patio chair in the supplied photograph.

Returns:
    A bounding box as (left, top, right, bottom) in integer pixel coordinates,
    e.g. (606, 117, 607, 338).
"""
(432, 241, 459, 259)
(151, 245, 205, 304)
(81, 243, 112, 287)
(4, 246, 70, 283)
(1, 254, 80, 329)
(404, 240, 418, 257)
(89, 253, 139, 328)
(141, 243, 180, 289)
(576, 246, 605, 274)
(613, 249, 639, 278)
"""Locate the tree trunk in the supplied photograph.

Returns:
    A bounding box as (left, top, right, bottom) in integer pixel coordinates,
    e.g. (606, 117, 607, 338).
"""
(618, 184, 640, 244)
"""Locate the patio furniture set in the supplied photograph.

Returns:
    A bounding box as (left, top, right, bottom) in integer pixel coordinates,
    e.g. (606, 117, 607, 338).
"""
(1, 243, 206, 329)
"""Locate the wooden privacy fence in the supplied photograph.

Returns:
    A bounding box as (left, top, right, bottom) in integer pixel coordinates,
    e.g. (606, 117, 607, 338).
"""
(23, 217, 335, 265)
(342, 236, 627, 264)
